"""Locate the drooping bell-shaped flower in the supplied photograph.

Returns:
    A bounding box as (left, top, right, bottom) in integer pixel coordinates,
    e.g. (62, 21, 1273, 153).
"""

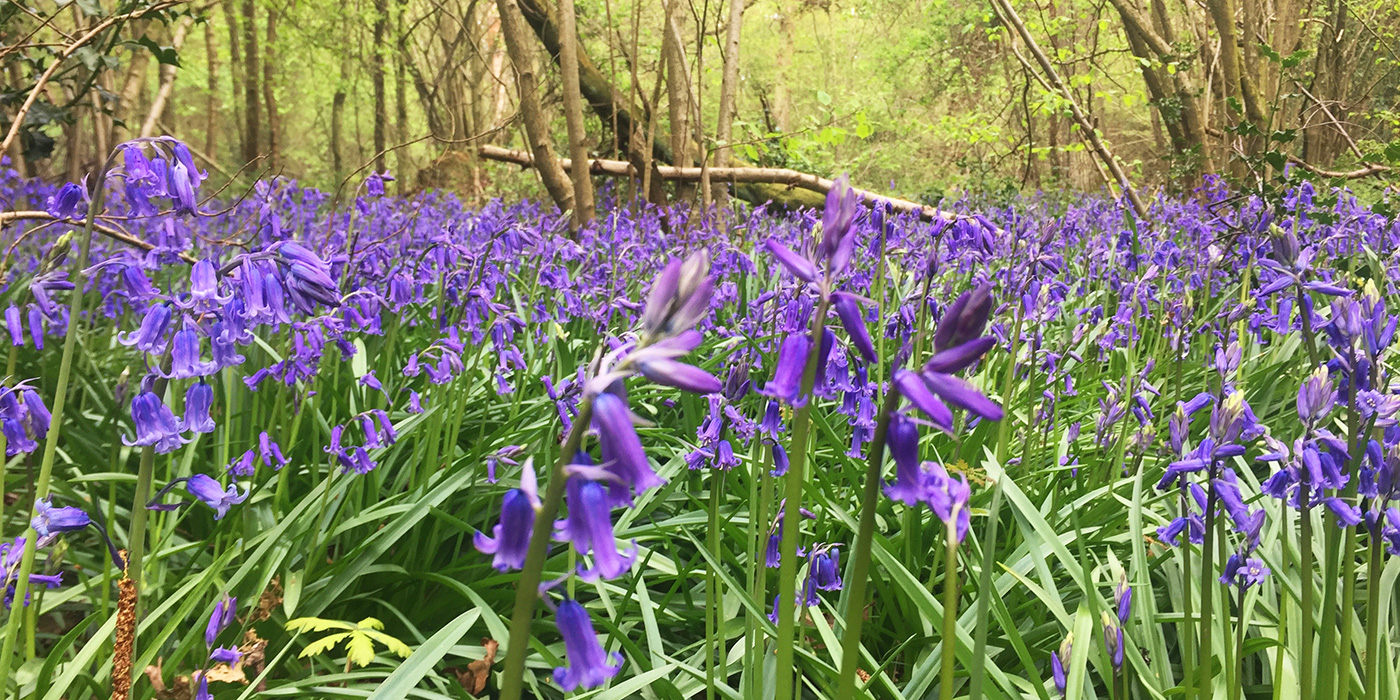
(123, 391, 188, 454)
(551, 598, 623, 692)
(474, 461, 540, 571)
(832, 292, 876, 363)
(186, 474, 247, 520)
(180, 382, 216, 434)
(557, 476, 636, 581)
(762, 334, 813, 406)
(30, 498, 90, 541)
(118, 304, 173, 354)
(1101, 612, 1124, 670)
(925, 463, 971, 543)
(1052, 634, 1072, 696)
(591, 391, 665, 505)
(884, 415, 929, 505)
(163, 329, 216, 379)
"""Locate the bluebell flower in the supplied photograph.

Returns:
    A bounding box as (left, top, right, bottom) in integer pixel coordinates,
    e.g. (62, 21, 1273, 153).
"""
(206, 594, 237, 646)
(46, 182, 86, 219)
(180, 382, 216, 434)
(474, 461, 539, 571)
(209, 646, 242, 665)
(591, 391, 665, 506)
(1101, 613, 1124, 670)
(118, 304, 173, 354)
(186, 474, 247, 520)
(123, 391, 188, 454)
(884, 414, 929, 505)
(259, 432, 288, 469)
(556, 476, 636, 582)
(1051, 634, 1072, 697)
(552, 598, 623, 691)
(4, 306, 22, 346)
(31, 498, 90, 541)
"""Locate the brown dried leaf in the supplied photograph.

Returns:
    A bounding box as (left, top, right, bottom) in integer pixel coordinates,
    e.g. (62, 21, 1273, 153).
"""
(253, 577, 283, 622)
(203, 663, 247, 684)
(144, 659, 193, 700)
(449, 638, 499, 696)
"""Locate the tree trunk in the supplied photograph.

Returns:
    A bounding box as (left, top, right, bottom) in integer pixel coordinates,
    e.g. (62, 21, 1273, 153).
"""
(242, 0, 260, 163)
(772, 2, 793, 132)
(715, 0, 743, 170)
(372, 0, 388, 171)
(557, 0, 595, 224)
(221, 0, 244, 162)
(395, 0, 409, 192)
(205, 19, 220, 158)
(662, 0, 694, 201)
(496, 0, 574, 210)
(263, 9, 280, 170)
(140, 18, 193, 138)
(113, 34, 152, 139)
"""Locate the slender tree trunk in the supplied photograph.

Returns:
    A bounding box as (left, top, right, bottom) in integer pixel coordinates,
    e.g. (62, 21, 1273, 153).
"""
(715, 0, 743, 170)
(140, 18, 193, 138)
(263, 9, 280, 170)
(395, 0, 409, 192)
(372, 0, 389, 171)
(221, 0, 244, 162)
(205, 20, 220, 158)
(242, 0, 261, 163)
(113, 38, 152, 139)
(772, 2, 793, 132)
(496, 0, 574, 210)
(663, 0, 694, 201)
(557, 0, 595, 224)
(332, 46, 349, 178)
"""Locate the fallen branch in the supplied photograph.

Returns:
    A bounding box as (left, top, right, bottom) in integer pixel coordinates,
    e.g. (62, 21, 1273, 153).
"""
(1203, 126, 1391, 179)
(478, 144, 960, 222)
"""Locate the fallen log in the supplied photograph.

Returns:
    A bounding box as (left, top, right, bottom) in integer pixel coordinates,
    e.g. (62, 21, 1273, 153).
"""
(478, 144, 959, 222)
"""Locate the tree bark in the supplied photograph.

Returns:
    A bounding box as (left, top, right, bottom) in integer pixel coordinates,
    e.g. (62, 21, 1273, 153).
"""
(139, 18, 193, 138)
(395, 0, 409, 193)
(662, 0, 694, 200)
(772, 2, 793, 132)
(221, 0, 244, 161)
(205, 19, 220, 158)
(715, 0, 743, 170)
(557, 0, 595, 224)
(242, 0, 260, 163)
(263, 8, 280, 170)
(496, 0, 574, 210)
(372, 0, 389, 171)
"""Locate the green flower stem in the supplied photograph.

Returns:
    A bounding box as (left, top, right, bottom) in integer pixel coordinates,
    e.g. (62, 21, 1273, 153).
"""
(773, 297, 831, 700)
(1231, 584, 1246, 700)
(1363, 532, 1382, 700)
(1319, 366, 1361, 700)
(498, 396, 595, 700)
(1299, 488, 1315, 700)
(750, 441, 775, 698)
(706, 468, 726, 700)
(938, 526, 960, 700)
(1197, 470, 1221, 700)
(0, 152, 110, 691)
(835, 386, 900, 698)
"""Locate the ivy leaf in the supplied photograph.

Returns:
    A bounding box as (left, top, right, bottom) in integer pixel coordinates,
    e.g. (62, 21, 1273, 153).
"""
(75, 0, 105, 16)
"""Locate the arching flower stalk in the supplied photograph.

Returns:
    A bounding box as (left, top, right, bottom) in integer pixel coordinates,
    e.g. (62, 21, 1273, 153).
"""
(497, 249, 718, 700)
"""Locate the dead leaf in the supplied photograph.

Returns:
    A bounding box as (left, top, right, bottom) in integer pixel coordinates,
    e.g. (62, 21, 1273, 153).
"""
(253, 578, 283, 622)
(144, 658, 193, 700)
(447, 638, 499, 696)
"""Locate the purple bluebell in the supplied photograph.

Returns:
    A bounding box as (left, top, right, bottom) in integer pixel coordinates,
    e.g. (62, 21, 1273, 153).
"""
(551, 598, 623, 691)
(475, 461, 539, 571)
(205, 594, 237, 646)
(30, 498, 90, 541)
(118, 304, 173, 354)
(186, 474, 247, 520)
(180, 382, 216, 434)
(557, 476, 636, 581)
(591, 391, 665, 505)
(123, 391, 188, 454)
